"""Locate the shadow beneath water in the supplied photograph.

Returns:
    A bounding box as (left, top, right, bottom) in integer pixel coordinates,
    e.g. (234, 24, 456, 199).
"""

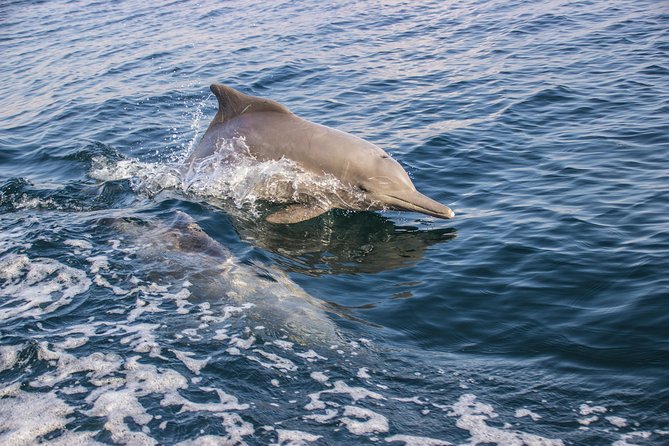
(228, 207, 457, 276)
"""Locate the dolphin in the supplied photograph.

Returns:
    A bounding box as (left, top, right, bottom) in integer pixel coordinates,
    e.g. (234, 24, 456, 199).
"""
(186, 83, 455, 224)
(109, 211, 342, 345)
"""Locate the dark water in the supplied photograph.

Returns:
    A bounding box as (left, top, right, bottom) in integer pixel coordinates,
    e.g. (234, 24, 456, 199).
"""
(1, 0, 668, 444)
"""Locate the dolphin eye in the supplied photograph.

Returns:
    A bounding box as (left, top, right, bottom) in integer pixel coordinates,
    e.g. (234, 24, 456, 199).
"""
(381, 155, 389, 159)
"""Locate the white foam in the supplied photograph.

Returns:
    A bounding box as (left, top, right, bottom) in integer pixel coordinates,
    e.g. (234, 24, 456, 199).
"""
(0, 233, 272, 445)
(0, 382, 20, 397)
(303, 408, 338, 423)
(230, 334, 256, 350)
(12, 196, 61, 210)
(0, 386, 74, 445)
(58, 321, 105, 339)
(164, 288, 192, 314)
(431, 403, 451, 412)
(0, 254, 91, 321)
(273, 340, 295, 350)
(0, 344, 20, 372)
(613, 431, 653, 446)
(64, 239, 93, 251)
(357, 367, 371, 379)
(40, 430, 104, 445)
(515, 408, 542, 421)
(53, 336, 89, 350)
(118, 322, 162, 357)
(174, 435, 232, 446)
(181, 328, 202, 340)
(392, 396, 426, 406)
(577, 403, 607, 426)
(31, 343, 124, 389)
(80, 355, 229, 443)
(87, 389, 156, 445)
(86, 255, 109, 274)
(226, 347, 242, 356)
(305, 380, 385, 411)
(248, 349, 297, 372)
(175, 435, 232, 446)
(61, 385, 88, 395)
(213, 328, 229, 341)
(122, 356, 188, 395)
(219, 412, 254, 444)
(172, 349, 209, 375)
(94, 274, 129, 295)
(310, 371, 329, 384)
(579, 403, 607, 416)
(295, 350, 327, 362)
(341, 405, 389, 435)
(605, 416, 627, 428)
(89, 157, 145, 182)
(577, 415, 599, 426)
(273, 429, 322, 445)
(385, 434, 452, 445)
(127, 297, 164, 323)
(221, 303, 255, 321)
(449, 394, 564, 446)
(164, 387, 249, 413)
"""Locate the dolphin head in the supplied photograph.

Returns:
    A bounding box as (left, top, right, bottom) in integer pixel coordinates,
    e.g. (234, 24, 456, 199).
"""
(356, 155, 455, 219)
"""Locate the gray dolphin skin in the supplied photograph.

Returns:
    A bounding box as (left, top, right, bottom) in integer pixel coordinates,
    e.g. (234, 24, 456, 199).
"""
(187, 83, 455, 224)
(111, 211, 341, 345)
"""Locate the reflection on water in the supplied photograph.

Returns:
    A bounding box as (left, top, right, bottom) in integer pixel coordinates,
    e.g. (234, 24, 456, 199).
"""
(228, 208, 457, 275)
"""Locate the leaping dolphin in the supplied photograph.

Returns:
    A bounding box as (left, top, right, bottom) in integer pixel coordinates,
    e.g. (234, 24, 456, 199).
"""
(186, 83, 455, 224)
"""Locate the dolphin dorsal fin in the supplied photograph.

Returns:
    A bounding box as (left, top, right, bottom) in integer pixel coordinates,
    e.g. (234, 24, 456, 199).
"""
(210, 83, 291, 124)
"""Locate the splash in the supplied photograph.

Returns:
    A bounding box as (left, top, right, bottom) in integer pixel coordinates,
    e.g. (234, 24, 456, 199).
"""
(182, 94, 210, 161)
(89, 134, 367, 219)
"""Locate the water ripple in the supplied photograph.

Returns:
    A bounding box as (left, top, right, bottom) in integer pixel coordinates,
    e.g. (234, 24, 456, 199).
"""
(1, 0, 668, 444)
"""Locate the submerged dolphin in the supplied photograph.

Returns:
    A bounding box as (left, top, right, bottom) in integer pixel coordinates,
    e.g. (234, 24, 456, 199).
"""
(186, 83, 455, 224)
(110, 212, 341, 345)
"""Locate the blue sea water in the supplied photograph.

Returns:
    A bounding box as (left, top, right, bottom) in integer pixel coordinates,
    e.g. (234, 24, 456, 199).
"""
(1, 0, 668, 444)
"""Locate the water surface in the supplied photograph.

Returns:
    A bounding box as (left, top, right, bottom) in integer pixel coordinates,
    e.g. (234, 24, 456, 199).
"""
(1, 0, 668, 444)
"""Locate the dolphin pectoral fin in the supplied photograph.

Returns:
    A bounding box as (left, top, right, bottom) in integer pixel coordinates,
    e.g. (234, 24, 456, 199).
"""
(266, 204, 330, 224)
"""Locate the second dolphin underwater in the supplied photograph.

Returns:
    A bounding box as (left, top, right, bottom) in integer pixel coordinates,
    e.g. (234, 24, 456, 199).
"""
(111, 211, 341, 345)
(186, 83, 455, 224)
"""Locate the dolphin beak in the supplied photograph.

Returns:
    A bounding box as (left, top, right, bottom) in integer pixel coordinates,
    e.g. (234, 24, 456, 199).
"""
(379, 190, 455, 219)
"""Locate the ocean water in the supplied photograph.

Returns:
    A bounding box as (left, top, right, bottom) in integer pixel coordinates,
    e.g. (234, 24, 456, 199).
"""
(1, 0, 668, 444)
